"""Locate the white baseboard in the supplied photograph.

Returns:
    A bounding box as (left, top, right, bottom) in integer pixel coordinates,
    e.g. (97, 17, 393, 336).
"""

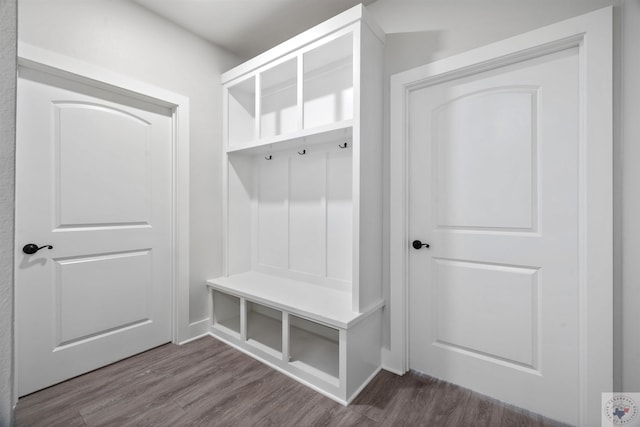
(178, 318, 210, 345)
(381, 364, 405, 376)
(381, 347, 405, 376)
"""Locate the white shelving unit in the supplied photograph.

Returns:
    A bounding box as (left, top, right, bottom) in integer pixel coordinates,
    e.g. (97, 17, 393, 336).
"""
(208, 4, 384, 404)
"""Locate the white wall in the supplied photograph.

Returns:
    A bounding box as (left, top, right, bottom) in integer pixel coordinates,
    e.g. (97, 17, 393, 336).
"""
(369, 0, 614, 69)
(18, 0, 241, 330)
(367, 0, 624, 373)
(619, 0, 640, 392)
(0, 0, 17, 423)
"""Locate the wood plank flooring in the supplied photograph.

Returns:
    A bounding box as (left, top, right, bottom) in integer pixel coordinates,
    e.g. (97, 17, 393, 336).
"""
(15, 336, 566, 426)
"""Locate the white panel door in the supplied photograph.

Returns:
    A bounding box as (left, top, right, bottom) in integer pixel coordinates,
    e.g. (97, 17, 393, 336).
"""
(15, 67, 173, 396)
(409, 47, 580, 424)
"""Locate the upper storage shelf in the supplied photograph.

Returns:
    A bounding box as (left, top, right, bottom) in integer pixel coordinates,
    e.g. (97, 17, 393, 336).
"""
(222, 4, 383, 153)
(302, 33, 353, 130)
(228, 76, 256, 146)
(260, 57, 297, 140)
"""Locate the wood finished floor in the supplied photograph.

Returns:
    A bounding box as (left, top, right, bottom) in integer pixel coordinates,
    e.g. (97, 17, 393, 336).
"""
(15, 336, 566, 427)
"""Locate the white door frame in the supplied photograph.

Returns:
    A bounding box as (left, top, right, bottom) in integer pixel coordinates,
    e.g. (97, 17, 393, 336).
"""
(385, 7, 612, 424)
(15, 43, 191, 345)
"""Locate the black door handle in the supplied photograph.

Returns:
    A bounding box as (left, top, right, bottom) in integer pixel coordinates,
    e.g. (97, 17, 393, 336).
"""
(412, 240, 430, 250)
(23, 244, 53, 255)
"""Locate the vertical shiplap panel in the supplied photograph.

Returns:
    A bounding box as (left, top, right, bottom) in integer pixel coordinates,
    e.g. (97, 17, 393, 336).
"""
(257, 155, 289, 270)
(326, 147, 353, 282)
(289, 151, 325, 276)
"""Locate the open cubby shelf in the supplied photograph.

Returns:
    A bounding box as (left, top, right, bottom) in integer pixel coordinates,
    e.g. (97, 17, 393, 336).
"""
(246, 302, 283, 357)
(209, 286, 342, 381)
(211, 290, 241, 336)
(210, 4, 385, 404)
(227, 76, 256, 147)
(260, 57, 297, 140)
(290, 315, 340, 385)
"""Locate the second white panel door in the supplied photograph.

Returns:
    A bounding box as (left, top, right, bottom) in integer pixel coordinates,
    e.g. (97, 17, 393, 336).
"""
(409, 47, 580, 424)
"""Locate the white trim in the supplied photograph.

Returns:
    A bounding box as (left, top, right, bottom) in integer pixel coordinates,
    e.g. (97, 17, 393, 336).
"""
(387, 8, 612, 425)
(380, 362, 404, 377)
(181, 319, 212, 345)
(17, 43, 191, 345)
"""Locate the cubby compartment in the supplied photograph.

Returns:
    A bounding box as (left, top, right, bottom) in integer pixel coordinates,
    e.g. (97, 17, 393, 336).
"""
(260, 57, 298, 139)
(303, 33, 353, 130)
(246, 302, 282, 356)
(289, 315, 339, 385)
(228, 76, 256, 146)
(212, 291, 241, 336)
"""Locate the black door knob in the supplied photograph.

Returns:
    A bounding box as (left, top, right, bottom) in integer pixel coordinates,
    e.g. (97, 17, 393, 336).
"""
(23, 244, 53, 255)
(412, 240, 430, 250)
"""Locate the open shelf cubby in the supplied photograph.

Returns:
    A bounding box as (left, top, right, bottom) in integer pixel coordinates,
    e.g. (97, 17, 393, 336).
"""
(211, 4, 384, 405)
(246, 302, 282, 356)
(260, 57, 298, 139)
(289, 315, 339, 385)
(227, 76, 256, 147)
(212, 290, 241, 336)
(303, 32, 353, 130)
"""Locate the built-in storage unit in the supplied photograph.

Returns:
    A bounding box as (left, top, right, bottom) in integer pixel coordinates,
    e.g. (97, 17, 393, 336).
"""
(207, 4, 384, 404)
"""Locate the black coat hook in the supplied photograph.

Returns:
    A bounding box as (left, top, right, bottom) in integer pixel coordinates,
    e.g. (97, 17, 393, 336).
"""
(339, 142, 348, 149)
(265, 155, 272, 160)
(298, 149, 306, 155)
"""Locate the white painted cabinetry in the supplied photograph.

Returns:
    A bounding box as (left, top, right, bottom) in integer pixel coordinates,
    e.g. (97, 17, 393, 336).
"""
(207, 4, 384, 404)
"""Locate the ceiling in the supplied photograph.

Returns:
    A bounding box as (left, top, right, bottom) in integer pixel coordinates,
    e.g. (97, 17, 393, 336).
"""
(134, 0, 378, 59)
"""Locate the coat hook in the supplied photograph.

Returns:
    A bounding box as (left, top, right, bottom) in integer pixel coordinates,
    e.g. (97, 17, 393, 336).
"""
(265, 155, 272, 160)
(338, 142, 348, 149)
(298, 149, 306, 155)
